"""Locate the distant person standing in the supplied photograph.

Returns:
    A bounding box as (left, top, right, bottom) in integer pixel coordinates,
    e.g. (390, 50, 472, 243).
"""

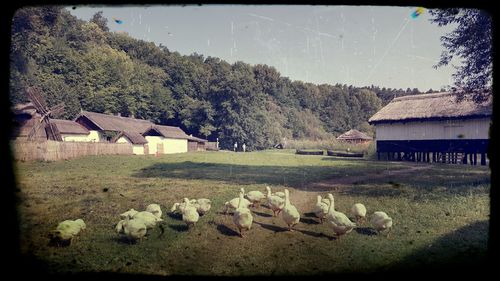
(242, 143, 246, 152)
(234, 142, 238, 152)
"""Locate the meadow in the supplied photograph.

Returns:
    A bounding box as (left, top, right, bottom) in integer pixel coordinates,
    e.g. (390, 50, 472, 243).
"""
(13, 149, 490, 275)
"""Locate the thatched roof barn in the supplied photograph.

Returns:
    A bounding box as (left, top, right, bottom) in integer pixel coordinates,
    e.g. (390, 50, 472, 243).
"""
(76, 111, 154, 134)
(336, 129, 372, 143)
(368, 92, 492, 165)
(368, 92, 492, 124)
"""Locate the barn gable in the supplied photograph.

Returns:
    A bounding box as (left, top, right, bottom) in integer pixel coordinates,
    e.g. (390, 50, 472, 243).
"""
(111, 131, 148, 144)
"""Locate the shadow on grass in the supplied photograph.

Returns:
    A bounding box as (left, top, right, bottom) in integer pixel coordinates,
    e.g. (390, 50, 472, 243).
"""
(168, 224, 188, 232)
(295, 228, 333, 239)
(131, 161, 489, 197)
(390, 220, 489, 271)
(253, 221, 288, 233)
(300, 217, 320, 225)
(216, 224, 240, 237)
(252, 210, 273, 218)
(166, 212, 182, 220)
(131, 161, 345, 191)
(355, 227, 378, 236)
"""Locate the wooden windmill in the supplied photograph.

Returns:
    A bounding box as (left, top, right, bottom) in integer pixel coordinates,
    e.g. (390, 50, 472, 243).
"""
(26, 87, 65, 141)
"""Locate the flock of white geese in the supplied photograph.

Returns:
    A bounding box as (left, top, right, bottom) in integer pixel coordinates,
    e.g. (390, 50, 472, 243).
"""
(227, 186, 392, 239)
(49, 186, 392, 244)
(167, 185, 393, 240)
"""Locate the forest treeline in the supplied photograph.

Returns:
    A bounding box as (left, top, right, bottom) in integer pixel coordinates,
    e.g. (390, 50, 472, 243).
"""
(10, 7, 437, 150)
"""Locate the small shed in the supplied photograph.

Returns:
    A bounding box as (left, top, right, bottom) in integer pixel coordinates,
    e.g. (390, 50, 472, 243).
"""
(336, 129, 372, 143)
(112, 131, 148, 155)
(187, 135, 208, 151)
(142, 125, 189, 154)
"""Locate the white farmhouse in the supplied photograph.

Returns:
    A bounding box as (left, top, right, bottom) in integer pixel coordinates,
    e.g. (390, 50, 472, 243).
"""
(142, 125, 189, 155)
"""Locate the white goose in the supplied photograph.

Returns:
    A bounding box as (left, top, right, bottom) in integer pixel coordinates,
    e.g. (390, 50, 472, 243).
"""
(121, 217, 148, 242)
(232, 189, 253, 237)
(170, 198, 191, 214)
(282, 189, 300, 231)
(313, 195, 329, 223)
(371, 211, 393, 237)
(195, 198, 212, 215)
(223, 196, 251, 214)
(326, 194, 356, 239)
(266, 186, 285, 217)
(120, 208, 139, 220)
(132, 211, 163, 229)
(146, 204, 162, 219)
(266, 186, 285, 198)
(181, 198, 199, 229)
(351, 203, 367, 224)
(245, 189, 266, 207)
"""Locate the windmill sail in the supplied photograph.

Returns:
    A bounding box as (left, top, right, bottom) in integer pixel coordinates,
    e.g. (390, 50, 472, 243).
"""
(25, 87, 65, 141)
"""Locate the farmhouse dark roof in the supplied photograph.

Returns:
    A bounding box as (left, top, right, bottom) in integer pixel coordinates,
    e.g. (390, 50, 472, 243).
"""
(112, 131, 148, 144)
(187, 135, 208, 142)
(336, 129, 372, 140)
(368, 92, 492, 124)
(77, 111, 154, 133)
(144, 125, 190, 139)
(51, 119, 90, 135)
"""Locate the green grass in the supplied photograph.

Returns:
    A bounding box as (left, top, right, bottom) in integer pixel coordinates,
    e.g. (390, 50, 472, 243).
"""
(14, 149, 490, 275)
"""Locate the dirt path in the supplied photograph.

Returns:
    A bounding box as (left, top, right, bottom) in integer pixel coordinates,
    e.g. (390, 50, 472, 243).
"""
(287, 164, 433, 212)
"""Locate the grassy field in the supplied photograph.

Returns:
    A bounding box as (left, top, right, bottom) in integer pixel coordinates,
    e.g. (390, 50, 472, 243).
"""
(13, 149, 490, 275)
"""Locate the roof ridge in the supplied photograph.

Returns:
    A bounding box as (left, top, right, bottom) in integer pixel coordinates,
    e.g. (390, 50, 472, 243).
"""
(81, 110, 152, 123)
(392, 92, 452, 102)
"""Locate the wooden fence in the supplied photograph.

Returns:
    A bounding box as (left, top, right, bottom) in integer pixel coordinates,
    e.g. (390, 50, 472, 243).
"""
(11, 140, 133, 162)
(206, 142, 219, 151)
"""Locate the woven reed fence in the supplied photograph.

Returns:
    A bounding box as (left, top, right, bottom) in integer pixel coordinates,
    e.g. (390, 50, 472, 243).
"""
(11, 140, 133, 162)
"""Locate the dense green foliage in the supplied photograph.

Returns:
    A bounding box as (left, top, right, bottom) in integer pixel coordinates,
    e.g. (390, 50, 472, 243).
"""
(10, 7, 427, 149)
(429, 8, 492, 103)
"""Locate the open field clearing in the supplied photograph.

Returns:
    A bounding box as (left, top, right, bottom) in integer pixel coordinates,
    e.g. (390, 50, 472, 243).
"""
(13, 149, 490, 275)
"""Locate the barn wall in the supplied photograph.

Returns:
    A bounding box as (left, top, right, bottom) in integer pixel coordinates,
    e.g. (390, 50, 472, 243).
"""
(61, 134, 92, 142)
(163, 138, 188, 154)
(87, 130, 102, 142)
(375, 118, 490, 141)
(145, 136, 163, 154)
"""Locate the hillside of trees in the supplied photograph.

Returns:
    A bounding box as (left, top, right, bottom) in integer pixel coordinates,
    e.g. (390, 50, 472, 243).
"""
(10, 7, 433, 150)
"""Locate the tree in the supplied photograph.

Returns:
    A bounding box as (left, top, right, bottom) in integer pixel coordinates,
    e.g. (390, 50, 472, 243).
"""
(90, 11, 109, 32)
(429, 8, 492, 103)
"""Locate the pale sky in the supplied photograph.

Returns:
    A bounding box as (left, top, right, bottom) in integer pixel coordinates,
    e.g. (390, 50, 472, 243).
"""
(68, 5, 460, 91)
